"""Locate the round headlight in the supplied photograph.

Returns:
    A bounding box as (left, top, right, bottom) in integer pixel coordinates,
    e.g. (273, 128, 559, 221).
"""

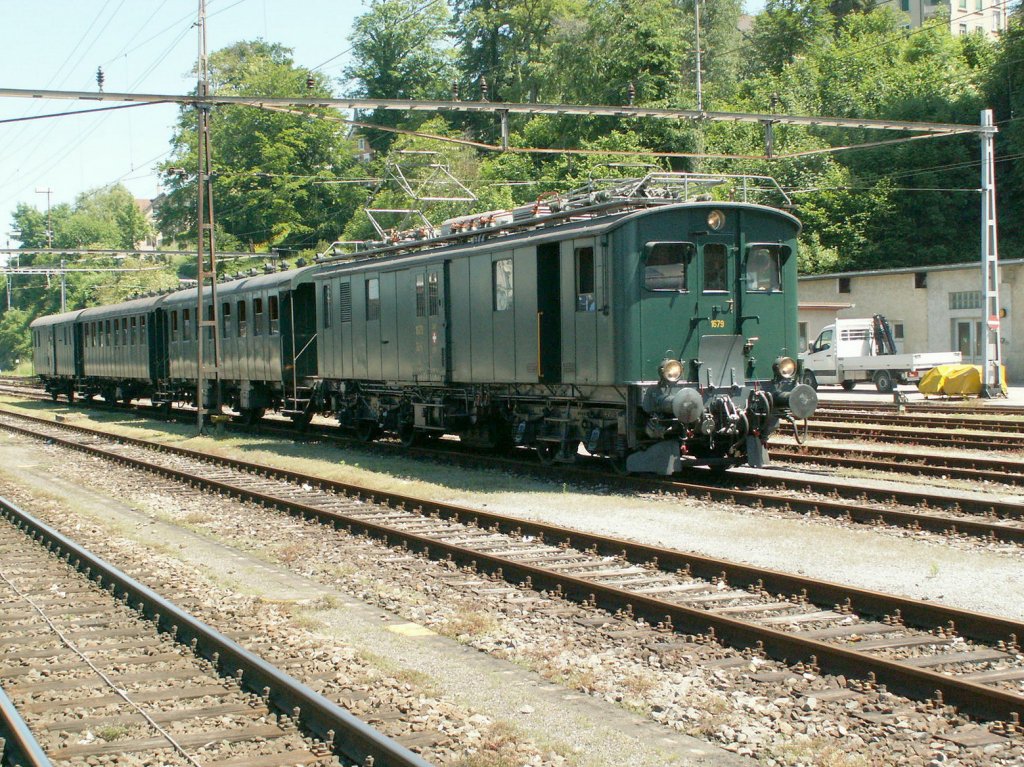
(707, 210, 725, 231)
(659, 358, 684, 383)
(773, 356, 797, 379)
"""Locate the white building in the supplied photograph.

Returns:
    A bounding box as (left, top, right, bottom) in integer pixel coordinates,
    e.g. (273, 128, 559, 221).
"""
(798, 259, 1020, 381)
(878, 0, 1008, 38)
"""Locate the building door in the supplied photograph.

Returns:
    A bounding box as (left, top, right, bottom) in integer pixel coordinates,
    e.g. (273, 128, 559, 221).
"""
(953, 319, 983, 363)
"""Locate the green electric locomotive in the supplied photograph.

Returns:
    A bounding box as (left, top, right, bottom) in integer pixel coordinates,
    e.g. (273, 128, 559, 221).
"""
(310, 173, 817, 471)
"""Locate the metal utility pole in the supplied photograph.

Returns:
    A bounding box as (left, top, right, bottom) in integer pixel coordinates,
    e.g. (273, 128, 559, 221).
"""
(195, 0, 222, 430)
(979, 108, 1003, 398)
(59, 257, 66, 311)
(694, 0, 704, 113)
(35, 188, 52, 248)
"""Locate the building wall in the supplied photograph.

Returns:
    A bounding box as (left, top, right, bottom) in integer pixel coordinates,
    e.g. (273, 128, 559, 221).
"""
(877, 0, 1007, 38)
(799, 262, 1021, 382)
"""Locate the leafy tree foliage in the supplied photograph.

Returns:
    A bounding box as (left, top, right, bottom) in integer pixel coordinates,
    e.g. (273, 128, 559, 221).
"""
(159, 41, 363, 252)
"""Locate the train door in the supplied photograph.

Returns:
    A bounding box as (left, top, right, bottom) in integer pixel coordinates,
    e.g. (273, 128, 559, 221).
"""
(428, 264, 450, 382)
(536, 243, 561, 384)
(282, 283, 318, 381)
(151, 310, 168, 381)
(73, 324, 85, 378)
(380, 272, 399, 379)
(739, 242, 794, 370)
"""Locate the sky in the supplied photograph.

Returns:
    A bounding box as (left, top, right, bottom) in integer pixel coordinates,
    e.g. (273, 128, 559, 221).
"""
(0, 0, 766, 248)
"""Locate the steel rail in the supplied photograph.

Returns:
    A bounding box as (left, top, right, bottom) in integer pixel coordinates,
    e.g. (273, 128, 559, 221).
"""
(770, 446, 1024, 486)
(1, 402, 1021, 543)
(811, 411, 1024, 434)
(0, 686, 52, 767)
(0, 496, 432, 767)
(805, 421, 1024, 451)
(0, 414, 1022, 723)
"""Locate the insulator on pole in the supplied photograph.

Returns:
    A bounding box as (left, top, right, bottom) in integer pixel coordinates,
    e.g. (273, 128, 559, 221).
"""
(96, 67, 105, 92)
(627, 81, 636, 106)
(480, 77, 488, 102)
(306, 74, 315, 90)
(452, 81, 460, 101)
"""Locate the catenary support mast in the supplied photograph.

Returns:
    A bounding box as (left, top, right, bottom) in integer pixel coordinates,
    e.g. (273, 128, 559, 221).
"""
(980, 108, 1003, 397)
(195, 0, 222, 430)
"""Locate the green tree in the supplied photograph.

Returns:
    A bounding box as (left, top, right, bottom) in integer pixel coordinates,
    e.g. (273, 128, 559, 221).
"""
(160, 41, 362, 251)
(746, 0, 834, 76)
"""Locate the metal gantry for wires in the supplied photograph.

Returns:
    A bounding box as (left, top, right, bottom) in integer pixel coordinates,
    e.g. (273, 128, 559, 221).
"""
(0, 86, 1006, 394)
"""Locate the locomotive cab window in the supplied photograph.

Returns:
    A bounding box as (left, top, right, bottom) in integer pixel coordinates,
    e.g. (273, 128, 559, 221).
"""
(493, 258, 513, 311)
(703, 243, 728, 292)
(644, 242, 693, 292)
(575, 246, 596, 311)
(745, 244, 786, 292)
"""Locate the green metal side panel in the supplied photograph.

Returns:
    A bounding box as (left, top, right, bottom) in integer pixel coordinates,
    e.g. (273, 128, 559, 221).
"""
(353, 274, 369, 379)
(558, 241, 577, 383)
(469, 255, 494, 382)
(380, 271, 399, 380)
(572, 237, 598, 384)
(512, 246, 536, 383)
(450, 259, 472, 382)
(396, 268, 420, 381)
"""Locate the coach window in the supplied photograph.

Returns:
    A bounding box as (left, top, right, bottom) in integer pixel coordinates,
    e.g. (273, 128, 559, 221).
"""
(575, 246, 596, 311)
(130, 316, 137, 345)
(269, 295, 280, 335)
(703, 244, 728, 292)
(493, 258, 513, 311)
(644, 242, 693, 292)
(415, 275, 426, 317)
(366, 278, 380, 320)
(140, 315, 146, 343)
(745, 245, 784, 292)
(205, 304, 215, 344)
(114, 319, 121, 346)
(237, 300, 247, 337)
(170, 312, 178, 342)
(222, 302, 231, 337)
(253, 297, 264, 336)
(428, 272, 440, 316)
(183, 308, 192, 342)
(323, 285, 333, 328)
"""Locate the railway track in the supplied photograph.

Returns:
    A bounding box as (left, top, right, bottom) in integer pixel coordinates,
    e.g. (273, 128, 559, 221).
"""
(0, 495, 430, 767)
(770, 443, 1024, 487)
(0, 408, 1022, 731)
(1, 398, 1023, 546)
(811, 410, 1024, 435)
(803, 420, 1024, 452)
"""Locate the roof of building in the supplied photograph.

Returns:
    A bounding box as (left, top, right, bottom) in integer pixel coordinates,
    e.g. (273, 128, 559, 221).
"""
(799, 258, 1024, 281)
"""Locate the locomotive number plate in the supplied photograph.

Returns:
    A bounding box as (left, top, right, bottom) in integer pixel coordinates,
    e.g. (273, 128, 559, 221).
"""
(710, 319, 726, 329)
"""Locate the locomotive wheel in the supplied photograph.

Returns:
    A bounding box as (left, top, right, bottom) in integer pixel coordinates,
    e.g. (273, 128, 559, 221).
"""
(241, 407, 265, 426)
(535, 442, 559, 466)
(840, 380, 856, 391)
(50, 390, 59, 401)
(872, 370, 894, 393)
(397, 422, 420, 447)
(800, 370, 818, 390)
(356, 420, 380, 442)
(290, 411, 313, 430)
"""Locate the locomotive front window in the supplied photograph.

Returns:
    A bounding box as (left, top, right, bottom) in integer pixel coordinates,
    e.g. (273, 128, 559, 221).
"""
(745, 245, 784, 292)
(493, 258, 513, 311)
(644, 242, 693, 292)
(703, 244, 728, 292)
(575, 247, 596, 311)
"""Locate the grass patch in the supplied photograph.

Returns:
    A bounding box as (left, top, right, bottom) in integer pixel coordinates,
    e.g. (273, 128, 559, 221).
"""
(94, 723, 133, 742)
(767, 737, 872, 767)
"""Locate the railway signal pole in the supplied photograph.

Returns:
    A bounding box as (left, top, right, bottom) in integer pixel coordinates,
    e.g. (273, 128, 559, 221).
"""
(195, 0, 222, 431)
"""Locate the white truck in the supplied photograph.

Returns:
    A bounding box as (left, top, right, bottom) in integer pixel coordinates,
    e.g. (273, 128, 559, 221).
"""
(800, 316, 962, 393)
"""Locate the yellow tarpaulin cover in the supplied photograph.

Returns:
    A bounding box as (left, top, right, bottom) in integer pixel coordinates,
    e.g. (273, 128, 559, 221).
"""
(917, 364, 1007, 396)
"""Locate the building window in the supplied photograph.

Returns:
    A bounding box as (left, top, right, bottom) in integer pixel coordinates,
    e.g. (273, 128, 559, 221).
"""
(237, 300, 247, 337)
(222, 302, 232, 337)
(949, 290, 982, 310)
(975, 0, 982, 10)
(428, 272, 440, 316)
(339, 282, 353, 322)
(994, 11, 1002, 29)
(703, 244, 728, 292)
(959, 23, 968, 34)
(838, 277, 851, 294)
(366, 277, 380, 320)
(959, 0, 967, 8)
(892, 322, 905, 340)
(493, 259, 513, 310)
(914, 271, 927, 289)
(253, 297, 264, 336)
(415, 274, 426, 317)
(269, 295, 280, 335)
(575, 246, 596, 311)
